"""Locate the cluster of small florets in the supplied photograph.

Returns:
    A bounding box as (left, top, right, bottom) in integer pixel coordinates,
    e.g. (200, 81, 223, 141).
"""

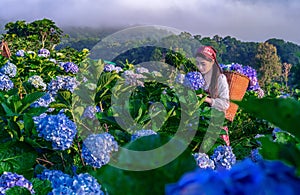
(82, 105, 102, 120)
(210, 145, 236, 170)
(28, 75, 47, 90)
(82, 133, 119, 168)
(193, 153, 215, 170)
(31, 92, 55, 108)
(0, 172, 35, 194)
(34, 112, 77, 150)
(15, 50, 25, 57)
(183, 71, 205, 90)
(61, 62, 79, 74)
(123, 70, 146, 87)
(37, 169, 104, 194)
(0, 73, 14, 91)
(0, 61, 17, 78)
(47, 75, 79, 95)
(103, 64, 123, 73)
(38, 48, 50, 58)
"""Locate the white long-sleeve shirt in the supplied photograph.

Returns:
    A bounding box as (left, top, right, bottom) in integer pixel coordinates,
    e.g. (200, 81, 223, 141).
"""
(211, 74, 230, 112)
(204, 73, 230, 112)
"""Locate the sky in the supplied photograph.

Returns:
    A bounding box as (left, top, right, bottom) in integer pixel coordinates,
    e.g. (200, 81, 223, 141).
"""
(0, 0, 300, 45)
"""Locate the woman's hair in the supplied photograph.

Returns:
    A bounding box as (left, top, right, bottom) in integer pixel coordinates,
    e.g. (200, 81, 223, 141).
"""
(196, 52, 222, 98)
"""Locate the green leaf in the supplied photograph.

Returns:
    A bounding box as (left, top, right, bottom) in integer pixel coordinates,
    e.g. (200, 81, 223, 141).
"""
(92, 134, 197, 195)
(0, 142, 37, 178)
(258, 136, 300, 175)
(234, 97, 300, 139)
(1, 103, 18, 117)
(5, 186, 31, 195)
(23, 114, 34, 135)
(19, 92, 46, 113)
(31, 178, 52, 195)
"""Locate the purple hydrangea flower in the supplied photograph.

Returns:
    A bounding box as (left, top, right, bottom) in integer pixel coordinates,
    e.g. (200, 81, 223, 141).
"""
(34, 112, 77, 150)
(62, 62, 79, 74)
(47, 75, 79, 95)
(183, 71, 205, 90)
(123, 70, 146, 87)
(131, 129, 157, 141)
(0, 73, 14, 91)
(38, 48, 50, 57)
(0, 172, 35, 194)
(82, 133, 118, 168)
(229, 63, 244, 74)
(103, 64, 123, 73)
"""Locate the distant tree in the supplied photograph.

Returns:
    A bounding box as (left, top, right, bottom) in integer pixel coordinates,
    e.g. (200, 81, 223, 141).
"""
(150, 48, 163, 61)
(1, 18, 64, 52)
(255, 42, 282, 87)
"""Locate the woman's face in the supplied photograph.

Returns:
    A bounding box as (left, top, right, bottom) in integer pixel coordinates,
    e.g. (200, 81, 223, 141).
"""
(195, 56, 214, 74)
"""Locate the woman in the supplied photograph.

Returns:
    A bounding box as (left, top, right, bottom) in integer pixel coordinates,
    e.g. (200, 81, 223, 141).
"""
(195, 46, 230, 145)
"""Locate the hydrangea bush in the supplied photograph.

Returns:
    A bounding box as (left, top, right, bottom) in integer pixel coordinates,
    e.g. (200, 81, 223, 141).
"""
(0, 19, 299, 194)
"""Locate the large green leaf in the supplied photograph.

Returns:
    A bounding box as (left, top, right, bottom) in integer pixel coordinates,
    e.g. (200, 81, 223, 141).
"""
(92, 134, 197, 195)
(234, 97, 300, 139)
(0, 142, 37, 178)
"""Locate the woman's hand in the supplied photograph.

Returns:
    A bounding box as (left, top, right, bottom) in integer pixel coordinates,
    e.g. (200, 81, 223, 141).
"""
(197, 94, 212, 105)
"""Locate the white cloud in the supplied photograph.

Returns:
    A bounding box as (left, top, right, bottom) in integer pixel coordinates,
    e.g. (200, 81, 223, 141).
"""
(0, 0, 300, 44)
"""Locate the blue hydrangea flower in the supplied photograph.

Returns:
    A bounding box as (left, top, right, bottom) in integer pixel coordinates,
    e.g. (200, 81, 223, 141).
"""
(210, 145, 236, 170)
(0, 73, 14, 91)
(0, 172, 35, 194)
(131, 129, 157, 141)
(31, 92, 55, 108)
(183, 71, 205, 90)
(62, 62, 79, 74)
(193, 153, 215, 169)
(165, 167, 228, 195)
(47, 75, 79, 95)
(0, 62, 17, 77)
(37, 169, 104, 194)
(226, 158, 265, 194)
(166, 158, 300, 195)
(15, 50, 25, 57)
(34, 112, 77, 150)
(82, 133, 118, 168)
(71, 173, 104, 194)
(37, 169, 72, 189)
(82, 105, 102, 120)
(38, 48, 50, 57)
(250, 148, 263, 163)
(28, 75, 47, 90)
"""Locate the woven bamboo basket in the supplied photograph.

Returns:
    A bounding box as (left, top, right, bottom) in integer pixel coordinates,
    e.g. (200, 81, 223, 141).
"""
(223, 71, 250, 121)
